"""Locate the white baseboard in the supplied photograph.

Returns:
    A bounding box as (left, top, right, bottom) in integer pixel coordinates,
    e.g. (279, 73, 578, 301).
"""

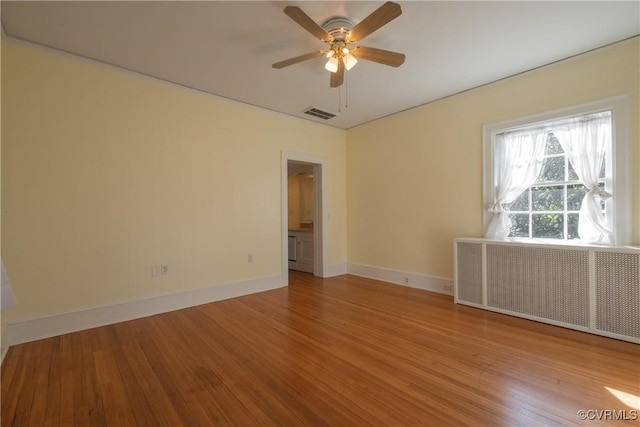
(1, 265, 448, 363)
(347, 263, 453, 296)
(324, 263, 348, 278)
(2, 274, 286, 357)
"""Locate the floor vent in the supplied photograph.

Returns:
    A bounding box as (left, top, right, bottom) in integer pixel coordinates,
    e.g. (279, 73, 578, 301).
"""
(302, 107, 336, 120)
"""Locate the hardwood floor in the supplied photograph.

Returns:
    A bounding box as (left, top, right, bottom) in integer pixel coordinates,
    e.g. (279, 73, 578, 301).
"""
(2, 272, 639, 426)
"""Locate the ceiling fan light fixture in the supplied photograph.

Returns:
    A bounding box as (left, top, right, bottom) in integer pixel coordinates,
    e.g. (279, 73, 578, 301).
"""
(325, 56, 339, 73)
(273, 3, 404, 87)
(343, 53, 358, 71)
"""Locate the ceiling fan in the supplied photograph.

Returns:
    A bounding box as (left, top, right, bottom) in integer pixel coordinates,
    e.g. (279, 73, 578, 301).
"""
(272, 2, 406, 88)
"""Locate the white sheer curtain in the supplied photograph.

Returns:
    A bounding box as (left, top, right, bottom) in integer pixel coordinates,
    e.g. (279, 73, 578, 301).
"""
(554, 114, 612, 245)
(485, 129, 547, 239)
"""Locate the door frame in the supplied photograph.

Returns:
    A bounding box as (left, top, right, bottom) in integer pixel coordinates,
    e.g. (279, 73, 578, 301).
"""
(281, 151, 327, 281)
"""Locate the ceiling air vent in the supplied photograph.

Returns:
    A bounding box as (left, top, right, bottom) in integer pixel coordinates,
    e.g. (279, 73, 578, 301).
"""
(302, 107, 337, 120)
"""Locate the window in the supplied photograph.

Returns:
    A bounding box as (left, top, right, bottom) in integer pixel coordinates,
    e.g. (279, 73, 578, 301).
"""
(483, 96, 630, 246)
(506, 119, 608, 241)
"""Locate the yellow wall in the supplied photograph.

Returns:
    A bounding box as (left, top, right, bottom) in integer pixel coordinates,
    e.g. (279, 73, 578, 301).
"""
(287, 173, 315, 229)
(347, 38, 639, 279)
(1, 39, 347, 321)
(288, 175, 302, 229)
(2, 36, 638, 325)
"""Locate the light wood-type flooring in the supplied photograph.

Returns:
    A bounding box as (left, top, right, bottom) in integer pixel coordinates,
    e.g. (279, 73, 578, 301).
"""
(2, 271, 639, 426)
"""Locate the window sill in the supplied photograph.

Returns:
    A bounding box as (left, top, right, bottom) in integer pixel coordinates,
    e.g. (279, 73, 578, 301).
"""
(506, 237, 610, 248)
(456, 237, 639, 252)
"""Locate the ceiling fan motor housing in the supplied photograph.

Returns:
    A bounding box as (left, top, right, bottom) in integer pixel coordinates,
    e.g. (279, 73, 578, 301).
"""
(322, 17, 355, 40)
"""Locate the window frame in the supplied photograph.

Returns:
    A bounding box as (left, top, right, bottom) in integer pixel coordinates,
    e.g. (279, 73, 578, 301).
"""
(482, 96, 630, 246)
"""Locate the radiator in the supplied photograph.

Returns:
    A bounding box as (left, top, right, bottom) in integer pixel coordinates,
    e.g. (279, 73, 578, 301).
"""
(454, 238, 640, 343)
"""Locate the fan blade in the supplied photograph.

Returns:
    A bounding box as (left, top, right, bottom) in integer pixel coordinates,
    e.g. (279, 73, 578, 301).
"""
(330, 60, 345, 88)
(351, 46, 405, 67)
(284, 6, 332, 42)
(347, 2, 402, 42)
(273, 51, 326, 69)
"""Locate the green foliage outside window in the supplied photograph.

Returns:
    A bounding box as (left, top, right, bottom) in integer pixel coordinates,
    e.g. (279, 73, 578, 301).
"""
(505, 134, 605, 240)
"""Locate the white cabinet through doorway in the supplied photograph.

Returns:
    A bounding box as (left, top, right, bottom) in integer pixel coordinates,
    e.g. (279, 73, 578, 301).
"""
(288, 231, 313, 273)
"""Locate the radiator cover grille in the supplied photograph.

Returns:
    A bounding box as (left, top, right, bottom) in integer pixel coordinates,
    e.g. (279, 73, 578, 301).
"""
(454, 239, 640, 343)
(456, 242, 483, 304)
(486, 244, 589, 327)
(595, 251, 640, 338)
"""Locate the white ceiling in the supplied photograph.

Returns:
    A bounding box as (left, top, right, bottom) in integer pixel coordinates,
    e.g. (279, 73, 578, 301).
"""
(2, 1, 638, 129)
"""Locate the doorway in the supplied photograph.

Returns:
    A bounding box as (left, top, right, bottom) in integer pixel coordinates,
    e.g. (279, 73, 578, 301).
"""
(281, 152, 327, 280)
(287, 163, 314, 273)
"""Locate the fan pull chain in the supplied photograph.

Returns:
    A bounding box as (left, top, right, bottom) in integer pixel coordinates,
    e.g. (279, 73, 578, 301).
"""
(345, 70, 349, 109)
(336, 72, 349, 113)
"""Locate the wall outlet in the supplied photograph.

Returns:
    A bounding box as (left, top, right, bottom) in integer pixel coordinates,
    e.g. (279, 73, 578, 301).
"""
(403, 275, 409, 285)
(161, 264, 169, 275)
(248, 254, 254, 263)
